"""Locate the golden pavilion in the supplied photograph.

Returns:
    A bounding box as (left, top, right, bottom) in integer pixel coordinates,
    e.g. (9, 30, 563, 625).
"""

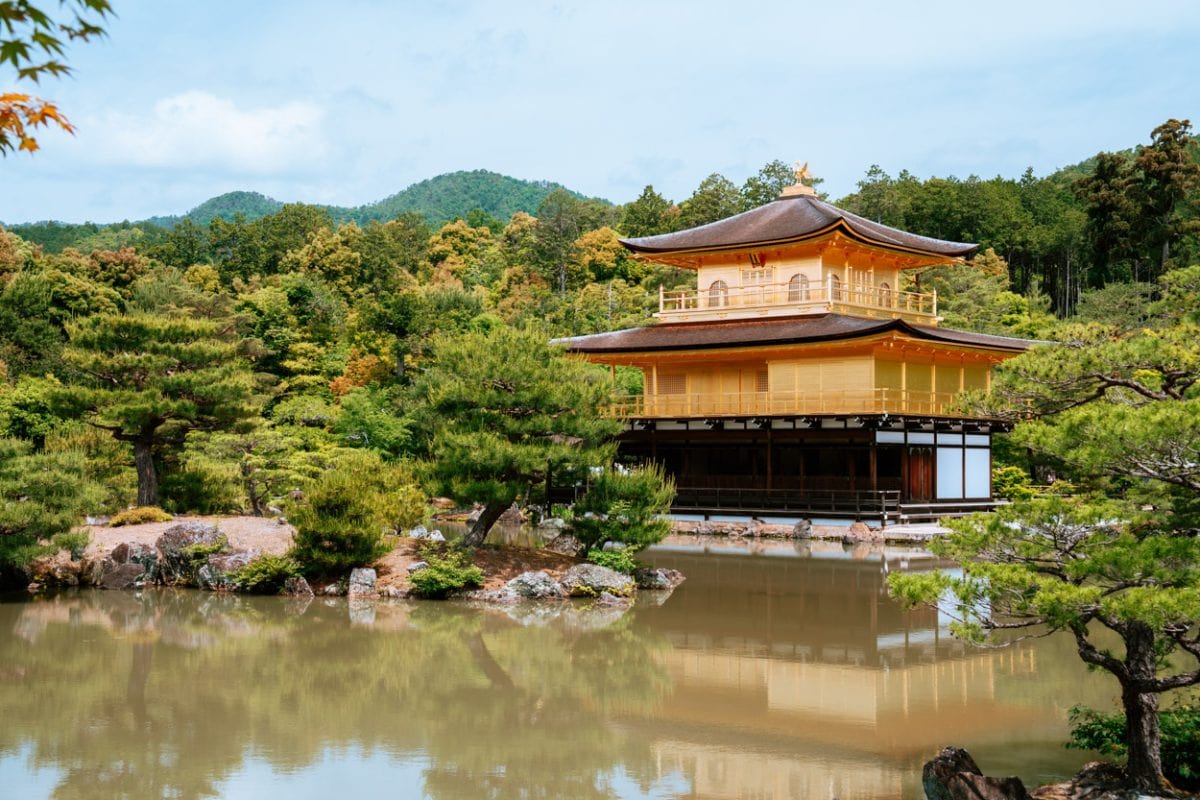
(562, 164, 1032, 523)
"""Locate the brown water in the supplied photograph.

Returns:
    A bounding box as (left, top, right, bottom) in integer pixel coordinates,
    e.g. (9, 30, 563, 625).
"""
(0, 538, 1118, 800)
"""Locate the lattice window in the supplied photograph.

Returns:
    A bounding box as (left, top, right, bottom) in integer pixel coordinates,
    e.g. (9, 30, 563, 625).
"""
(707, 280, 729, 308)
(658, 373, 687, 395)
(755, 370, 769, 393)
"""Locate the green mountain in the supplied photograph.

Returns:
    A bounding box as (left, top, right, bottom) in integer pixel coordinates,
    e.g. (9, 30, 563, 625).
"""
(5, 170, 606, 252)
(338, 169, 593, 225)
(145, 191, 284, 228)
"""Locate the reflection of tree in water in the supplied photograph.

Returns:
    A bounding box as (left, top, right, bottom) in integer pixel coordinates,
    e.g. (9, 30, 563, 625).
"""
(0, 592, 674, 800)
(408, 604, 672, 800)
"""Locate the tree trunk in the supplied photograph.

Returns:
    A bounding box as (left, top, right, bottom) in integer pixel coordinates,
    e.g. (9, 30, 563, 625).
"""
(461, 500, 509, 549)
(133, 439, 159, 507)
(1122, 684, 1164, 790)
(1122, 622, 1166, 791)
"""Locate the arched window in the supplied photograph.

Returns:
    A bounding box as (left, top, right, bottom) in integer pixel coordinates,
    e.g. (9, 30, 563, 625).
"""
(787, 273, 810, 302)
(878, 281, 892, 307)
(829, 273, 842, 301)
(707, 279, 729, 308)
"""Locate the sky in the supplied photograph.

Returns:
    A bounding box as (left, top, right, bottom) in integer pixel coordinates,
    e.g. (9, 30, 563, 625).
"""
(1, 0, 1198, 224)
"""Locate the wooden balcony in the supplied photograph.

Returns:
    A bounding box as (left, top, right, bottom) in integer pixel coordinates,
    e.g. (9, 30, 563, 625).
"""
(605, 387, 960, 419)
(657, 278, 937, 324)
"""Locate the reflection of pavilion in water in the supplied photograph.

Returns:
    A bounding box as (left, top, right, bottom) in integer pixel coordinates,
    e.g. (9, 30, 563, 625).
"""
(638, 546, 1059, 800)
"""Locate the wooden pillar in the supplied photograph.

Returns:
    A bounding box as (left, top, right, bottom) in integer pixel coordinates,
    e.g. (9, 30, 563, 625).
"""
(870, 438, 878, 493)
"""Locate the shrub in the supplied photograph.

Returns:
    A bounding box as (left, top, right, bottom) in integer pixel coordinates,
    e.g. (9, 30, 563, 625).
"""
(233, 553, 302, 594)
(992, 465, 1037, 501)
(1068, 703, 1200, 789)
(409, 545, 484, 598)
(181, 534, 228, 565)
(159, 463, 242, 515)
(288, 450, 424, 575)
(110, 506, 174, 527)
(586, 547, 639, 575)
(571, 464, 675, 552)
(50, 530, 90, 560)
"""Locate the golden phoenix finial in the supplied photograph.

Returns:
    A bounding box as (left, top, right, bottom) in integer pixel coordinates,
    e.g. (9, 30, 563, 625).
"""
(793, 161, 813, 185)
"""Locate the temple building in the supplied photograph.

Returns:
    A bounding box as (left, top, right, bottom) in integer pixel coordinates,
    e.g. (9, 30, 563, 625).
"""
(562, 165, 1033, 523)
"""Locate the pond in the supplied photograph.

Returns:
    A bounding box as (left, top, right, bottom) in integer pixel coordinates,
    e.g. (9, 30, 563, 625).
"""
(0, 537, 1117, 800)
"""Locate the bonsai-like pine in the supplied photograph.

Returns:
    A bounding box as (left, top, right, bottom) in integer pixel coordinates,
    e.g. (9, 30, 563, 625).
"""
(890, 266, 1200, 793)
(571, 464, 675, 553)
(54, 313, 259, 507)
(409, 326, 620, 548)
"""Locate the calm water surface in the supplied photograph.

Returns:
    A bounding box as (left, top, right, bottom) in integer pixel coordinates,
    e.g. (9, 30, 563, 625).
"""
(0, 537, 1117, 800)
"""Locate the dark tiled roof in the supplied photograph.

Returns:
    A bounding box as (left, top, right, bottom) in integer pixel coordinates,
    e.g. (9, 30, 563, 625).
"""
(557, 314, 1033, 354)
(621, 195, 977, 258)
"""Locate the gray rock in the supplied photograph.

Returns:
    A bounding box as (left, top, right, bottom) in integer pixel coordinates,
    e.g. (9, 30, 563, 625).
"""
(537, 516, 567, 532)
(155, 522, 225, 585)
(282, 576, 314, 597)
(428, 531, 446, 542)
(96, 560, 148, 590)
(348, 568, 377, 598)
(277, 516, 288, 525)
(321, 582, 346, 596)
(792, 519, 813, 539)
(197, 549, 258, 591)
(409, 525, 429, 539)
(634, 566, 686, 591)
(560, 563, 635, 597)
(506, 570, 566, 600)
(406, 561, 430, 574)
(544, 533, 587, 558)
(465, 505, 483, 524)
(498, 503, 525, 526)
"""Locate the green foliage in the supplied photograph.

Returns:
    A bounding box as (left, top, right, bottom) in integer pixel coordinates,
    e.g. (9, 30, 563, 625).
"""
(992, 465, 1037, 501)
(49, 529, 89, 559)
(408, 326, 620, 545)
(333, 387, 410, 459)
(1068, 703, 1200, 789)
(0, 438, 102, 572)
(109, 506, 173, 527)
(181, 534, 228, 564)
(183, 422, 312, 515)
(408, 544, 484, 598)
(159, 462, 243, 515)
(570, 465, 675, 552)
(586, 548, 639, 575)
(287, 450, 424, 575)
(54, 311, 261, 505)
(231, 553, 301, 594)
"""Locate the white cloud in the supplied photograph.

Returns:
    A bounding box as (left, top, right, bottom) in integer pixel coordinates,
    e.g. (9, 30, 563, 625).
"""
(80, 91, 328, 173)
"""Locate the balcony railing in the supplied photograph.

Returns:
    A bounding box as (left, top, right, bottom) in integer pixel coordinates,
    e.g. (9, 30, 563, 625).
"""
(606, 387, 960, 418)
(657, 277, 937, 323)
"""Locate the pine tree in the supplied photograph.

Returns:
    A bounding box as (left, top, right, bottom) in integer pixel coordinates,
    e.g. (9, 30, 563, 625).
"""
(54, 313, 259, 507)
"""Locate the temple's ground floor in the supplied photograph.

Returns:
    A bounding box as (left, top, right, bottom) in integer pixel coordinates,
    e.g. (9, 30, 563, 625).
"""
(612, 414, 1004, 524)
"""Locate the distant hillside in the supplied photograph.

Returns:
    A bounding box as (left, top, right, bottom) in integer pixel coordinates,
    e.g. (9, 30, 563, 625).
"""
(145, 191, 284, 227)
(6, 171, 606, 252)
(338, 169, 598, 225)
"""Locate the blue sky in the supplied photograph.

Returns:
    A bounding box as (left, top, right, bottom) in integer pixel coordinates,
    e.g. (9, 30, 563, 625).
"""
(2, 0, 1198, 223)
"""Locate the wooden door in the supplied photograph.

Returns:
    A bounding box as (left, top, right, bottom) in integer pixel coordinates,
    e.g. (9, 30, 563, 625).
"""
(907, 446, 933, 501)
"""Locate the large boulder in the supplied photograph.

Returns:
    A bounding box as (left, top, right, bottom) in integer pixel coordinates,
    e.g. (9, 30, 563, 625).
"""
(156, 522, 225, 585)
(537, 516, 567, 533)
(348, 567, 377, 598)
(92, 542, 157, 589)
(923, 747, 1031, 800)
(559, 563, 635, 597)
(196, 549, 258, 591)
(506, 570, 566, 600)
(544, 533, 587, 558)
(634, 566, 686, 591)
(498, 503, 525, 526)
(792, 519, 813, 539)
